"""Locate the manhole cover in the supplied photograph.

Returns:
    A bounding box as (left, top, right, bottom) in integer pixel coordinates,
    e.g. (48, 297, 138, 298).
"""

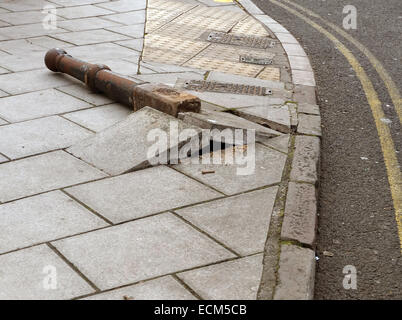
(182, 80, 272, 96)
(206, 31, 276, 49)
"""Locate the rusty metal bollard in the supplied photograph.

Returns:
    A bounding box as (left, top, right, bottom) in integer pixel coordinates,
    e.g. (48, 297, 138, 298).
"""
(44, 48, 201, 117)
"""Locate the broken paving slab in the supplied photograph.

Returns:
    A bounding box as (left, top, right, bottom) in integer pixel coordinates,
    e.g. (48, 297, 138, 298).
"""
(67, 107, 202, 176)
(233, 104, 291, 133)
(178, 109, 281, 145)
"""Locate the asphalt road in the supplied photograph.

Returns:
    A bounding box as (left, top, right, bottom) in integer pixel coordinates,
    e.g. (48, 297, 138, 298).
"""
(253, 0, 402, 299)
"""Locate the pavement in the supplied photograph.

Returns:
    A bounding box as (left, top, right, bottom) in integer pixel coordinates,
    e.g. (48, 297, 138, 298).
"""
(0, 0, 321, 300)
(253, 0, 402, 299)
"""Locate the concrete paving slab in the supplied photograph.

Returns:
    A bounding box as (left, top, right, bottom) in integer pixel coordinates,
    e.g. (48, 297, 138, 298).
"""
(175, 187, 278, 255)
(83, 276, 195, 300)
(0, 11, 63, 25)
(53, 29, 130, 46)
(65, 165, 221, 223)
(175, 143, 287, 195)
(290, 135, 320, 183)
(0, 23, 65, 40)
(97, 0, 147, 12)
(56, 5, 114, 19)
(234, 104, 291, 133)
(260, 133, 290, 153)
(0, 116, 93, 159)
(65, 43, 136, 62)
(133, 72, 203, 87)
(51, 0, 105, 5)
(116, 38, 144, 52)
(0, 89, 92, 122)
(0, 69, 74, 95)
(57, 83, 113, 106)
(297, 114, 321, 136)
(57, 17, 122, 32)
(0, 245, 95, 300)
(67, 107, 202, 175)
(0, 150, 107, 202)
(53, 213, 235, 290)
(0, 154, 8, 163)
(106, 24, 145, 38)
(0, 0, 57, 12)
(63, 104, 132, 132)
(0, 51, 46, 72)
(102, 10, 146, 25)
(178, 254, 264, 300)
(0, 191, 108, 254)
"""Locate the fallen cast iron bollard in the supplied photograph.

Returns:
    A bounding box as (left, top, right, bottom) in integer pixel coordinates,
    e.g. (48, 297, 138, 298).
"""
(44, 48, 201, 117)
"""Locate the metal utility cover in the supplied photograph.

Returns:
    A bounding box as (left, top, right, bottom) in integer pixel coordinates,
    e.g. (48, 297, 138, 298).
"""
(240, 55, 273, 65)
(182, 79, 272, 96)
(206, 31, 276, 49)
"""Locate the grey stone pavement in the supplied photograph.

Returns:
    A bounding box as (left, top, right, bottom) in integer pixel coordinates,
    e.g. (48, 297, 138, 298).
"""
(0, 0, 320, 300)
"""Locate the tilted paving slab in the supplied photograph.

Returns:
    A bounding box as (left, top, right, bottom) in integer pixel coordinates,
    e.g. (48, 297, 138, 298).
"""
(67, 107, 202, 175)
(52, 213, 235, 290)
(259, 133, 290, 154)
(178, 254, 263, 300)
(0, 116, 93, 159)
(0, 245, 94, 300)
(234, 104, 291, 133)
(178, 109, 281, 143)
(297, 113, 322, 136)
(133, 72, 203, 87)
(274, 244, 315, 300)
(0, 150, 107, 202)
(175, 143, 287, 195)
(63, 104, 132, 132)
(83, 276, 195, 300)
(175, 187, 278, 255)
(0, 191, 108, 254)
(65, 165, 221, 223)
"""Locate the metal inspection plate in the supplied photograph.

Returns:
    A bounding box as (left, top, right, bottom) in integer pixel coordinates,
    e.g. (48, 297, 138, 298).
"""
(239, 55, 273, 65)
(182, 80, 273, 96)
(206, 31, 276, 49)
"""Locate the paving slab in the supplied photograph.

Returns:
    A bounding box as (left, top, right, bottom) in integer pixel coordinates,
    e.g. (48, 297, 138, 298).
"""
(53, 213, 234, 290)
(0, 69, 74, 95)
(178, 109, 281, 143)
(53, 29, 130, 46)
(106, 24, 145, 38)
(26, 36, 75, 50)
(0, 191, 108, 254)
(65, 43, 137, 62)
(178, 254, 263, 300)
(97, 0, 147, 13)
(234, 104, 291, 133)
(0, 153, 8, 163)
(290, 135, 320, 184)
(0, 244, 94, 300)
(57, 83, 114, 106)
(116, 38, 144, 52)
(83, 276, 195, 300)
(101, 58, 140, 76)
(0, 89, 92, 122)
(57, 17, 122, 32)
(133, 72, 203, 87)
(0, 116, 93, 159)
(0, 23, 65, 40)
(274, 244, 315, 300)
(281, 182, 317, 247)
(0, 89, 8, 98)
(63, 104, 132, 132)
(0, 150, 106, 202)
(298, 103, 320, 116)
(51, 0, 106, 5)
(0, 39, 58, 55)
(67, 107, 202, 175)
(0, 0, 57, 12)
(175, 187, 278, 255)
(56, 5, 114, 19)
(0, 51, 46, 72)
(65, 165, 221, 223)
(102, 10, 146, 25)
(0, 11, 63, 25)
(260, 133, 290, 154)
(175, 143, 287, 195)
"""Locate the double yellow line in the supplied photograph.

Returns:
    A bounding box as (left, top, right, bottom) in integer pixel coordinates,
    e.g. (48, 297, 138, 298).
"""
(267, 0, 402, 251)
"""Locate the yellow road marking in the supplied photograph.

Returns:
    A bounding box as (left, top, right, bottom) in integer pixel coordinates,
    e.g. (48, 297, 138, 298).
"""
(282, 0, 402, 124)
(267, 0, 402, 251)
